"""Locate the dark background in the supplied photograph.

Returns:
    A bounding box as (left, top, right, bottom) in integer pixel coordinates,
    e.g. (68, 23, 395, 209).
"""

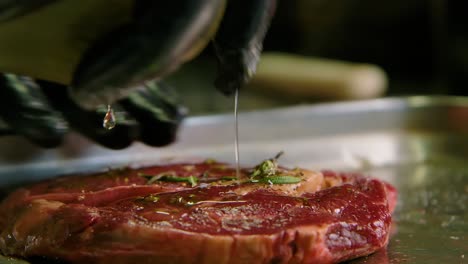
(263, 0, 468, 95)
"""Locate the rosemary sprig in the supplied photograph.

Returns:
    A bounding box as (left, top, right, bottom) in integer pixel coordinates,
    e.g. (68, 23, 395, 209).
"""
(249, 151, 301, 184)
(138, 172, 198, 187)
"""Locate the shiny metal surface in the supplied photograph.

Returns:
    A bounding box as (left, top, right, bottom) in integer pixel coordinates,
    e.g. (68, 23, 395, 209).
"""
(0, 96, 467, 263)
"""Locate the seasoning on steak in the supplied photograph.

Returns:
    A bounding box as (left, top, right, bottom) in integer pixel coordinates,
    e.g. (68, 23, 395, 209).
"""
(0, 160, 397, 264)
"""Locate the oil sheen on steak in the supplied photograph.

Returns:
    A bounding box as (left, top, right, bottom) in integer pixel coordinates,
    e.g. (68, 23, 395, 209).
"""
(0, 161, 397, 264)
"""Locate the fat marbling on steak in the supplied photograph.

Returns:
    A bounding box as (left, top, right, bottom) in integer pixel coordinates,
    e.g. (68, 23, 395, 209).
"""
(0, 160, 397, 264)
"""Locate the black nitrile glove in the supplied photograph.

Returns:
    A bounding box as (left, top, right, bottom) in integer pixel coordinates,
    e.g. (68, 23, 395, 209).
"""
(0, 75, 184, 149)
(0, 0, 276, 148)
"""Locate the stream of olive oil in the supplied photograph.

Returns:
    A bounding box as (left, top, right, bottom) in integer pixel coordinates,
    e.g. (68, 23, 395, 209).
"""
(234, 89, 241, 180)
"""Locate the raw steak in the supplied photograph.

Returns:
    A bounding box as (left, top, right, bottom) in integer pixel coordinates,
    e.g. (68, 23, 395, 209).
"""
(0, 161, 397, 264)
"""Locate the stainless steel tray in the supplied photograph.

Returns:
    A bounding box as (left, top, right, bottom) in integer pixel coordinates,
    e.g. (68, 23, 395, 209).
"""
(0, 96, 467, 263)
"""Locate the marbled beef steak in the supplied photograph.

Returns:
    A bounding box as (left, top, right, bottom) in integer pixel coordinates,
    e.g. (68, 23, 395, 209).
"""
(0, 160, 397, 264)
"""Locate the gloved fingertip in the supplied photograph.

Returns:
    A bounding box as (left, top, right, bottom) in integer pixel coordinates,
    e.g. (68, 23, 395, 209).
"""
(214, 67, 244, 96)
(0, 74, 69, 148)
(69, 25, 140, 110)
(22, 118, 68, 148)
(68, 85, 121, 111)
(71, 0, 226, 109)
(119, 81, 184, 147)
(213, 42, 261, 96)
(92, 128, 136, 150)
(138, 123, 178, 147)
(40, 80, 139, 150)
(213, 0, 276, 95)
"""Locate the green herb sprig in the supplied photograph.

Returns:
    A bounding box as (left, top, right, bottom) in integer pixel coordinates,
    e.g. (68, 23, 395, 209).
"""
(249, 151, 301, 185)
(138, 172, 198, 187)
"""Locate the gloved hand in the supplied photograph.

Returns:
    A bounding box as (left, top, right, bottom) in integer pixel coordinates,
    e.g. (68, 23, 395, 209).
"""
(0, 0, 276, 149)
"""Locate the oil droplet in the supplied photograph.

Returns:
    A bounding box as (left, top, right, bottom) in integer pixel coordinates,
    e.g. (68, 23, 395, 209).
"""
(103, 104, 116, 130)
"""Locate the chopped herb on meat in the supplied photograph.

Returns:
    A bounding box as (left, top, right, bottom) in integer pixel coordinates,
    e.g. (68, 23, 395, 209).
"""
(250, 151, 301, 184)
(138, 172, 198, 187)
